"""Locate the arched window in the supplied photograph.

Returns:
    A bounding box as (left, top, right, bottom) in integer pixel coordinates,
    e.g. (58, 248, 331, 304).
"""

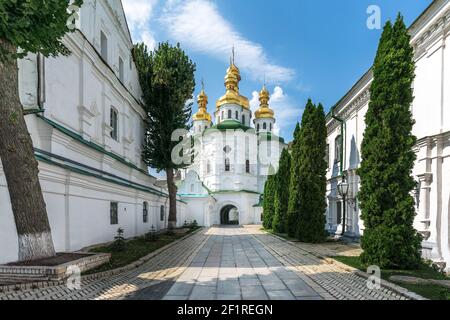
(257, 124, 260, 132)
(263, 122, 267, 130)
(242, 114, 245, 125)
(335, 135, 341, 163)
(206, 160, 211, 174)
(225, 158, 230, 171)
(246, 160, 250, 173)
(143, 202, 148, 223)
(228, 109, 232, 119)
(269, 123, 272, 131)
(221, 110, 224, 120)
(235, 111, 239, 119)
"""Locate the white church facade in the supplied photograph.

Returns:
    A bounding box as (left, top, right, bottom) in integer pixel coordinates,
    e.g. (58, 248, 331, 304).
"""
(326, 0, 450, 271)
(0, 0, 188, 264)
(176, 62, 286, 227)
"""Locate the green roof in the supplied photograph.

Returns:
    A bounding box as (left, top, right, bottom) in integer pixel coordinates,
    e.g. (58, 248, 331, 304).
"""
(208, 119, 253, 131)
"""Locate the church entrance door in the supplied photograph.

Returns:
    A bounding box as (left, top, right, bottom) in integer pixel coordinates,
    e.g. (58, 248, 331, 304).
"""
(220, 205, 239, 225)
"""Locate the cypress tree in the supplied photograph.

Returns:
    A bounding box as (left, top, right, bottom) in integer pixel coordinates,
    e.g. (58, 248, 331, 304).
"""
(357, 15, 422, 269)
(262, 172, 276, 230)
(287, 123, 301, 237)
(272, 148, 291, 233)
(296, 100, 327, 242)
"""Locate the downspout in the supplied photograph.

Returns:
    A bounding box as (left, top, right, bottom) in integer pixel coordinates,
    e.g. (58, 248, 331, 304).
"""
(331, 107, 346, 176)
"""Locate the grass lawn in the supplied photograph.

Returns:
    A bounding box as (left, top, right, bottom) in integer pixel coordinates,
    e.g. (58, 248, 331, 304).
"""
(84, 227, 200, 275)
(334, 255, 450, 300)
(263, 228, 298, 241)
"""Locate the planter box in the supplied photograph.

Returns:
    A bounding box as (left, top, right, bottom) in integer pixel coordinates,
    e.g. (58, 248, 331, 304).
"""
(0, 252, 110, 283)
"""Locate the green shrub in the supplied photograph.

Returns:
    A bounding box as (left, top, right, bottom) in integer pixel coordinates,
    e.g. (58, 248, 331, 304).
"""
(111, 228, 127, 252)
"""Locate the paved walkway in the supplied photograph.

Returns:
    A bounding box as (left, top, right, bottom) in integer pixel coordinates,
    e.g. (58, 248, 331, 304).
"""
(0, 226, 407, 300)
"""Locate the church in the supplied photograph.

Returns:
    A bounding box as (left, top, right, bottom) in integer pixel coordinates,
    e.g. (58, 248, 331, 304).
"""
(177, 58, 286, 226)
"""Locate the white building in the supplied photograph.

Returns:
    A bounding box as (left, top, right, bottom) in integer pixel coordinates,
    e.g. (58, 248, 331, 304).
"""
(177, 62, 286, 226)
(0, 0, 187, 264)
(326, 0, 450, 271)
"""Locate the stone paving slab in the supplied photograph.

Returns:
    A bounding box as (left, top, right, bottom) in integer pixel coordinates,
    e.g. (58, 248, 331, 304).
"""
(0, 226, 416, 300)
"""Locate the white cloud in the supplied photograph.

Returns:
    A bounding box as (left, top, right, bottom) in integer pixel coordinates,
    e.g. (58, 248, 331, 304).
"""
(250, 86, 302, 136)
(160, 0, 295, 83)
(122, 0, 158, 49)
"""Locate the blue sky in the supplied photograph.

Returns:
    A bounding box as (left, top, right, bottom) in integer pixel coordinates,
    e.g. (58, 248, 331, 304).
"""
(123, 0, 432, 142)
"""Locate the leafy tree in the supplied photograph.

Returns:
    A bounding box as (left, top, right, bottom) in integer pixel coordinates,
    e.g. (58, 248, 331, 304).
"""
(134, 42, 196, 229)
(287, 123, 301, 237)
(295, 99, 327, 243)
(357, 15, 422, 269)
(0, 0, 82, 261)
(272, 148, 291, 233)
(262, 172, 276, 230)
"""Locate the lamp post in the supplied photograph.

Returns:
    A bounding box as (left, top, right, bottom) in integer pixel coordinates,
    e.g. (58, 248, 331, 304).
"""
(337, 175, 349, 235)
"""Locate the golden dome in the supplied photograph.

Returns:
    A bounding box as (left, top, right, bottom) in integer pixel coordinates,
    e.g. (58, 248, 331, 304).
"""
(254, 84, 274, 119)
(216, 61, 249, 109)
(193, 87, 211, 122)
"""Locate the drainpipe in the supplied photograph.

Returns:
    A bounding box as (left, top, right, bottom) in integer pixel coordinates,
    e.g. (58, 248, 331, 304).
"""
(331, 107, 345, 176)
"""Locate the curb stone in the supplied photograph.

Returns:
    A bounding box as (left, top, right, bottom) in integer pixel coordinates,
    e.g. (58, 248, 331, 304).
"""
(0, 227, 204, 294)
(263, 229, 427, 300)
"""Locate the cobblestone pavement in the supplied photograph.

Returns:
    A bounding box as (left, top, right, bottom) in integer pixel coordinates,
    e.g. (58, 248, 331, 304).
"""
(162, 226, 407, 300)
(0, 229, 211, 300)
(0, 226, 408, 300)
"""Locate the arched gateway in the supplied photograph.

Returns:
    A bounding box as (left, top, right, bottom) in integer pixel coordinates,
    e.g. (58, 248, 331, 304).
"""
(220, 205, 239, 225)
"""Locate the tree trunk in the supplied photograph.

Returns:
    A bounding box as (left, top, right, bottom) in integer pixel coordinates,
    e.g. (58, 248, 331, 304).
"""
(0, 38, 56, 261)
(166, 168, 177, 229)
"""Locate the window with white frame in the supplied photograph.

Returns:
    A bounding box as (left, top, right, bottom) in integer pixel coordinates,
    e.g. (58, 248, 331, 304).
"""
(143, 202, 148, 223)
(110, 202, 118, 225)
(100, 31, 108, 62)
(335, 135, 341, 163)
(119, 57, 124, 83)
(160, 205, 165, 221)
(110, 108, 118, 141)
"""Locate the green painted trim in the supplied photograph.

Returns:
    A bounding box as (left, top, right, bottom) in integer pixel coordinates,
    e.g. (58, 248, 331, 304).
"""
(35, 148, 166, 196)
(23, 107, 45, 115)
(178, 194, 210, 198)
(211, 190, 261, 195)
(37, 115, 153, 177)
(35, 154, 167, 197)
(207, 119, 253, 131)
(258, 132, 285, 144)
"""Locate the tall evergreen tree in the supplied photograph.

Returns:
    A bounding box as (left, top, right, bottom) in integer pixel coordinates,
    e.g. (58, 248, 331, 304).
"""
(296, 100, 327, 242)
(287, 123, 301, 237)
(357, 15, 422, 269)
(134, 42, 196, 229)
(0, 0, 82, 261)
(272, 148, 291, 233)
(263, 172, 276, 230)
